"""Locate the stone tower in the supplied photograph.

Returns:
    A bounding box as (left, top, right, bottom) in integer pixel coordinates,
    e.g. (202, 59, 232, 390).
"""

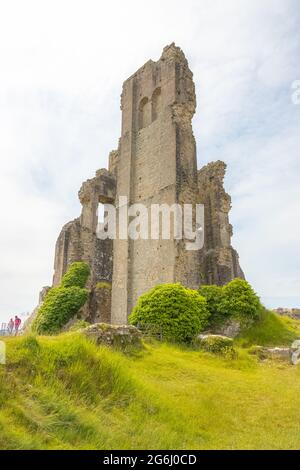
(32, 44, 244, 326)
(111, 44, 201, 323)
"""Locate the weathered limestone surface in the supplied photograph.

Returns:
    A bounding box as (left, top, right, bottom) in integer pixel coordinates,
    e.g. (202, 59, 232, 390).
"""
(53, 169, 116, 287)
(198, 161, 244, 285)
(195, 334, 236, 357)
(87, 283, 112, 324)
(34, 43, 245, 326)
(250, 341, 300, 365)
(111, 43, 201, 323)
(275, 308, 300, 320)
(207, 319, 241, 338)
(83, 323, 142, 349)
(51, 169, 116, 322)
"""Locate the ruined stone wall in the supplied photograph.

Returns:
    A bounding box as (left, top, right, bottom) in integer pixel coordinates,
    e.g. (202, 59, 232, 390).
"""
(52, 218, 83, 286)
(111, 44, 201, 324)
(51, 169, 116, 322)
(198, 161, 244, 285)
(87, 284, 112, 324)
(275, 308, 300, 320)
(35, 43, 245, 328)
(53, 169, 116, 286)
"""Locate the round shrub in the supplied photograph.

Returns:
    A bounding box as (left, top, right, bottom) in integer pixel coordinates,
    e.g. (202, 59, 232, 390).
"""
(32, 262, 90, 335)
(128, 283, 210, 343)
(32, 286, 89, 335)
(61, 262, 90, 288)
(220, 278, 262, 325)
(198, 285, 227, 327)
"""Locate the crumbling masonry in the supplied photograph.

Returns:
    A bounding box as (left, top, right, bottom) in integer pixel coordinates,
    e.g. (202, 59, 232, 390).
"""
(43, 44, 244, 325)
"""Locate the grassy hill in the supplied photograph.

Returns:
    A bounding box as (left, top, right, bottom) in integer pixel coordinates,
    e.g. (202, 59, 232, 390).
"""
(1, 312, 300, 450)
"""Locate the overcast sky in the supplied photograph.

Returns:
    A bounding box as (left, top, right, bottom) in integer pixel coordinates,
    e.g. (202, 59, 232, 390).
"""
(0, 0, 299, 324)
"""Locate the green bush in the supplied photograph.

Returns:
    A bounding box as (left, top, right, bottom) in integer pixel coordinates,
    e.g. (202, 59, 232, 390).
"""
(220, 279, 262, 325)
(199, 279, 262, 328)
(129, 283, 210, 343)
(197, 335, 236, 358)
(32, 262, 90, 335)
(61, 262, 90, 288)
(32, 287, 89, 335)
(198, 285, 226, 327)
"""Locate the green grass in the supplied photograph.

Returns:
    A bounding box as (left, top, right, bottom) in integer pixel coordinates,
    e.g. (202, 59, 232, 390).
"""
(237, 310, 300, 347)
(1, 313, 300, 450)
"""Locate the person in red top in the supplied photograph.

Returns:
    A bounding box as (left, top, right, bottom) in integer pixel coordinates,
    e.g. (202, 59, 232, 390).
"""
(14, 316, 22, 336)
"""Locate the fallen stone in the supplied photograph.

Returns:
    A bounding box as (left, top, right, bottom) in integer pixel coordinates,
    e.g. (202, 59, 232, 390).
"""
(83, 323, 142, 349)
(291, 348, 300, 365)
(195, 334, 236, 357)
(251, 346, 291, 362)
(265, 347, 291, 360)
(291, 340, 300, 350)
(198, 334, 233, 343)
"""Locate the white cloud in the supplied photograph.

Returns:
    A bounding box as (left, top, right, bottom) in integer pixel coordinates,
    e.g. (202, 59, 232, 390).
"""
(0, 0, 299, 323)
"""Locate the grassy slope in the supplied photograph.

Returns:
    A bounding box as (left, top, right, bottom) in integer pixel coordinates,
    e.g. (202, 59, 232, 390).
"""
(0, 313, 300, 450)
(237, 310, 300, 347)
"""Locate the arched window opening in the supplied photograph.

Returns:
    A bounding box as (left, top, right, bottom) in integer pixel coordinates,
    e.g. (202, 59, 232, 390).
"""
(138, 97, 151, 129)
(152, 87, 162, 122)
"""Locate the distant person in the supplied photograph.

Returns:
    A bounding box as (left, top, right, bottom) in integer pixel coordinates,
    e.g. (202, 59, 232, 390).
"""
(8, 318, 14, 335)
(14, 316, 22, 336)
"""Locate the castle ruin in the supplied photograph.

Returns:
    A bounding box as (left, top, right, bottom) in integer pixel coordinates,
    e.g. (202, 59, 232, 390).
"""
(45, 44, 244, 325)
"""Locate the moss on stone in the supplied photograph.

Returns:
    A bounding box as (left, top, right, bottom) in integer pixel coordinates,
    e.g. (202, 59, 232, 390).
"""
(96, 281, 112, 290)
